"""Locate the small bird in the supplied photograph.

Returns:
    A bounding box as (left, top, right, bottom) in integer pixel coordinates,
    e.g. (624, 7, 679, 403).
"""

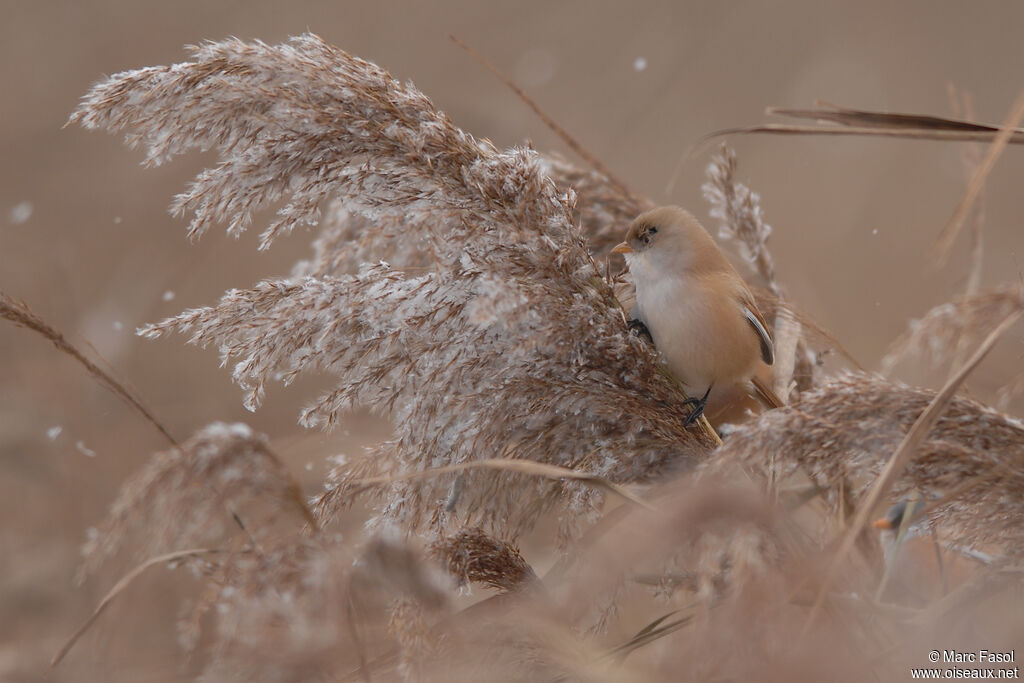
(611, 206, 780, 424)
(871, 501, 989, 602)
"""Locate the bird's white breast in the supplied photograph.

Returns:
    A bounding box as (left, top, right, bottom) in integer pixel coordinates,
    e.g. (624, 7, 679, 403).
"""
(628, 254, 757, 392)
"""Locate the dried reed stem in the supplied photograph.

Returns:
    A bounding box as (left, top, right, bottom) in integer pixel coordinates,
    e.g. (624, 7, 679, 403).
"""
(449, 35, 639, 204)
(341, 457, 653, 510)
(932, 89, 1024, 265)
(51, 548, 224, 669)
(1, 291, 177, 446)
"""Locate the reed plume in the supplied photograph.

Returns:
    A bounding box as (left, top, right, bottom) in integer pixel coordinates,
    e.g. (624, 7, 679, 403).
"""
(882, 283, 1024, 376)
(72, 33, 716, 545)
(701, 145, 778, 295)
(79, 422, 312, 576)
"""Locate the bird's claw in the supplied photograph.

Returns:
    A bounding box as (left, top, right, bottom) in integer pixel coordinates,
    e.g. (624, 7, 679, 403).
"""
(627, 318, 653, 344)
(681, 386, 713, 427)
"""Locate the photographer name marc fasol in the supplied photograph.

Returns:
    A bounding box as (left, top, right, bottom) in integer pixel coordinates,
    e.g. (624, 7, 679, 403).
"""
(942, 651, 1016, 664)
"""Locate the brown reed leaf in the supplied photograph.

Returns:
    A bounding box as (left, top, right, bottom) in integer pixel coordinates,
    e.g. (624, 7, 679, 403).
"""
(769, 102, 1022, 133)
(606, 608, 695, 662)
(702, 123, 1024, 145)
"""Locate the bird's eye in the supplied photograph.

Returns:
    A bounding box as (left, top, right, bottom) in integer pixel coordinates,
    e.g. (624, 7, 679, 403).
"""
(648, 226, 658, 235)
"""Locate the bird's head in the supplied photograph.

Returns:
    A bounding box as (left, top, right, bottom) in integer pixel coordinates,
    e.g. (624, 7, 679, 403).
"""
(611, 206, 718, 276)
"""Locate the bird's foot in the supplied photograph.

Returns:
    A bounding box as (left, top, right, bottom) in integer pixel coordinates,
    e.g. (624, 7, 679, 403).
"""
(628, 318, 653, 344)
(682, 386, 713, 427)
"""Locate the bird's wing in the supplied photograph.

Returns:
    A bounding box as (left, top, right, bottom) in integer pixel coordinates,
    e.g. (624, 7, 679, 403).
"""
(741, 298, 774, 366)
(751, 375, 784, 408)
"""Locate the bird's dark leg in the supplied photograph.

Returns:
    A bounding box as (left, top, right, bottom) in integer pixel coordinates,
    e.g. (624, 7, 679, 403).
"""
(682, 385, 713, 427)
(627, 318, 653, 344)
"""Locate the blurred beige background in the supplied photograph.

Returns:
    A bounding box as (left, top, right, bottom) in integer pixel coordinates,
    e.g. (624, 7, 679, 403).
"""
(3, 2, 1023, 680)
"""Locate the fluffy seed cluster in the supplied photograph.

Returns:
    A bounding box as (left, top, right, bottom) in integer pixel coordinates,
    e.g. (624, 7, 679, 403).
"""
(702, 145, 777, 294)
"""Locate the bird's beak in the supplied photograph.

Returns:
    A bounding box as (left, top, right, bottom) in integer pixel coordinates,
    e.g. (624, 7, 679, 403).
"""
(871, 517, 893, 530)
(611, 242, 632, 254)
